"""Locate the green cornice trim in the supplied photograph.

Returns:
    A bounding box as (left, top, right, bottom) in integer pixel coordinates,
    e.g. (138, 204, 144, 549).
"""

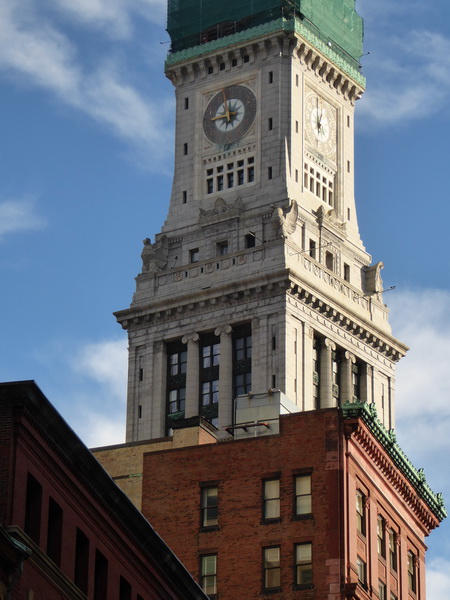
(342, 401, 447, 522)
(165, 17, 366, 88)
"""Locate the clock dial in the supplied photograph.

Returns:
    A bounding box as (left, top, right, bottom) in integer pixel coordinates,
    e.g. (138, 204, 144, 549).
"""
(305, 93, 336, 157)
(203, 85, 256, 145)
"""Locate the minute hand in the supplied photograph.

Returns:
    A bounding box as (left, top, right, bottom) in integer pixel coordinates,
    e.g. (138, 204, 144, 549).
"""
(211, 110, 237, 121)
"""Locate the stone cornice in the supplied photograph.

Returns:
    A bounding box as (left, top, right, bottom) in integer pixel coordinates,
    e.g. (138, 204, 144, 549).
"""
(288, 277, 407, 362)
(165, 17, 365, 93)
(342, 401, 447, 526)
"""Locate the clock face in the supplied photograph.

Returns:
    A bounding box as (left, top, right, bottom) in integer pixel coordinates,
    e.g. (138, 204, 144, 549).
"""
(305, 93, 336, 157)
(203, 85, 257, 145)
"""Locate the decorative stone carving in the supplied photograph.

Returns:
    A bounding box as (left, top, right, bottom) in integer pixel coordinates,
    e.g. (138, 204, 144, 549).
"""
(316, 205, 347, 233)
(365, 262, 384, 294)
(270, 199, 298, 239)
(199, 197, 243, 220)
(141, 235, 169, 274)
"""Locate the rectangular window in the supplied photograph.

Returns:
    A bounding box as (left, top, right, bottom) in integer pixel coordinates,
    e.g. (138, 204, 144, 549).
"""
(190, 248, 199, 263)
(356, 556, 366, 586)
(407, 551, 417, 593)
(167, 341, 187, 429)
(201, 486, 218, 528)
(74, 528, 89, 594)
(356, 491, 366, 536)
(119, 576, 132, 600)
(295, 474, 312, 516)
(268, 117, 273, 130)
(263, 547, 280, 592)
(245, 233, 255, 248)
(295, 543, 312, 588)
(309, 239, 316, 260)
(183, 142, 188, 155)
(201, 555, 217, 598)
(25, 473, 42, 544)
(233, 325, 252, 397)
(227, 172, 234, 188)
(47, 497, 63, 566)
(247, 166, 255, 182)
(343, 263, 350, 282)
(377, 515, 386, 558)
(207, 178, 214, 194)
(182, 190, 187, 203)
(268, 166, 273, 180)
(237, 169, 244, 185)
(389, 530, 398, 572)
(378, 581, 386, 600)
(184, 97, 189, 109)
(268, 71, 273, 84)
(217, 241, 228, 256)
(94, 550, 108, 600)
(263, 479, 280, 521)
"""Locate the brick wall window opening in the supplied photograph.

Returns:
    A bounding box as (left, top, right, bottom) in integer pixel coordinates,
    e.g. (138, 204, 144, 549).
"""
(377, 515, 386, 558)
(47, 497, 63, 566)
(119, 576, 132, 600)
(201, 486, 218, 528)
(263, 547, 281, 592)
(356, 556, 366, 586)
(25, 473, 42, 544)
(295, 474, 312, 516)
(94, 550, 108, 600)
(378, 581, 387, 600)
(201, 554, 217, 598)
(407, 550, 417, 593)
(356, 491, 366, 536)
(295, 543, 313, 588)
(74, 528, 89, 594)
(263, 479, 280, 521)
(389, 530, 398, 572)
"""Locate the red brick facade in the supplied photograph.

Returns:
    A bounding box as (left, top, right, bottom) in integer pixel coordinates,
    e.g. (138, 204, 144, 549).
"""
(0, 381, 207, 600)
(141, 409, 441, 600)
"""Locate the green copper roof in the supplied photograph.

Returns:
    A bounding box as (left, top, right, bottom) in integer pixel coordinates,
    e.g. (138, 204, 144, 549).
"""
(342, 401, 447, 523)
(167, 0, 363, 65)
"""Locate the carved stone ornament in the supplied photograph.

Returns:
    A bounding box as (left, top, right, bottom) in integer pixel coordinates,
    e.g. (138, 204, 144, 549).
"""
(199, 197, 244, 220)
(270, 199, 298, 239)
(364, 261, 384, 294)
(141, 235, 169, 274)
(316, 205, 347, 233)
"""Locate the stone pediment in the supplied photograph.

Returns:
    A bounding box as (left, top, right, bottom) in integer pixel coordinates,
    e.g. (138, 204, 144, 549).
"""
(199, 197, 244, 223)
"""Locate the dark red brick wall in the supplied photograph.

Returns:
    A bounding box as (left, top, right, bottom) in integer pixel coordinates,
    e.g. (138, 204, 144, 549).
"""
(142, 409, 344, 600)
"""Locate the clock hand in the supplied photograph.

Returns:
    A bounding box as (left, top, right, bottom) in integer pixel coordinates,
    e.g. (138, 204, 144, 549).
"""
(211, 110, 237, 122)
(221, 89, 232, 122)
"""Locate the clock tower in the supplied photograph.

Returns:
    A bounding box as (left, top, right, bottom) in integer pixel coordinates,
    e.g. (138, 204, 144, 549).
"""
(115, 0, 408, 442)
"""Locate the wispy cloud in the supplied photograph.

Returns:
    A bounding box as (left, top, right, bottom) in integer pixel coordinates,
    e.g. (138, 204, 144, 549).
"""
(427, 559, 450, 600)
(388, 288, 450, 487)
(0, 196, 46, 239)
(0, 2, 173, 170)
(47, 0, 167, 37)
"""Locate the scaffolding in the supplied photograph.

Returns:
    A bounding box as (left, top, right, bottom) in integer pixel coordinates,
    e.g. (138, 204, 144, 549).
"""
(167, 0, 363, 64)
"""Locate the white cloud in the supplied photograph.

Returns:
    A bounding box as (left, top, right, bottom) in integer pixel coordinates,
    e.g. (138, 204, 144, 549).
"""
(0, 2, 173, 170)
(72, 338, 128, 402)
(47, 0, 166, 37)
(427, 559, 450, 600)
(0, 197, 46, 239)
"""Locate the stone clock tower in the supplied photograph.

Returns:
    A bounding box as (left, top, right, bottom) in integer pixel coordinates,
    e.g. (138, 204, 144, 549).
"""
(115, 0, 408, 442)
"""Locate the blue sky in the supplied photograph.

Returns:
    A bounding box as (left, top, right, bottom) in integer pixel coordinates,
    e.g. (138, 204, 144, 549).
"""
(0, 0, 449, 593)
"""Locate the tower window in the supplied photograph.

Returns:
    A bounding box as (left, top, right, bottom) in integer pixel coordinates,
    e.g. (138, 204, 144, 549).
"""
(295, 169, 298, 183)
(245, 233, 256, 249)
(182, 190, 187, 204)
(166, 341, 187, 428)
(309, 240, 316, 260)
(227, 172, 234, 188)
(296, 73, 299, 86)
(217, 241, 228, 255)
(219, 62, 225, 70)
(347, 114, 351, 127)
(248, 166, 255, 182)
(296, 120, 299, 133)
(325, 251, 334, 271)
(347, 160, 351, 173)
(263, 547, 280, 592)
(233, 325, 252, 397)
(268, 71, 273, 84)
(208, 65, 213, 74)
(343, 263, 350, 282)
(268, 117, 273, 131)
(262, 478, 280, 521)
(200, 335, 220, 426)
(183, 142, 188, 155)
(243, 55, 249, 63)
(295, 543, 313, 589)
(231, 58, 237, 67)
(217, 175, 224, 191)
(200, 554, 217, 597)
(190, 248, 199, 263)
(268, 166, 273, 180)
(184, 97, 189, 109)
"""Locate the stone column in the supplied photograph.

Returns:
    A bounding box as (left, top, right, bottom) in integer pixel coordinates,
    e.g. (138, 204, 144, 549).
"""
(215, 325, 233, 434)
(320, 338, 336, 408)
(182, 333, 200, 418)
(341, 351, 356, 406)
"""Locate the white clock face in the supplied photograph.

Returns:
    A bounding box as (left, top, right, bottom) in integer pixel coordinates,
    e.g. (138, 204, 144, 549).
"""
(305, 93, 336, 157)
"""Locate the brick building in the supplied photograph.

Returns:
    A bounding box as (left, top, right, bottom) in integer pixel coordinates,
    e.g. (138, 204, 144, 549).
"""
(0, 380, 208, 600)
(97, 400, 445, 600)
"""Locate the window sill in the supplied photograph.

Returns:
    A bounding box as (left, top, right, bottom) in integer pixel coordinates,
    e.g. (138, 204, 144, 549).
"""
(292, 584, 314, 591)
(262, 588, 282, 595)
(261, 517, 282, 525)
(200, 525, 219, 533)
(292, 513, 313, 521)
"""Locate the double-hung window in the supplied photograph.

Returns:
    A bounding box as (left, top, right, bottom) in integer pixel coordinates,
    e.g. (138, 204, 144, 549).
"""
(295, 543, 313, 588)
(263, 479, 280, 521)
(201, 486, 218, 529)
(294, 474, 312, 517)
(263, 547, 280, 592)
(200, 555, 217, 599)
